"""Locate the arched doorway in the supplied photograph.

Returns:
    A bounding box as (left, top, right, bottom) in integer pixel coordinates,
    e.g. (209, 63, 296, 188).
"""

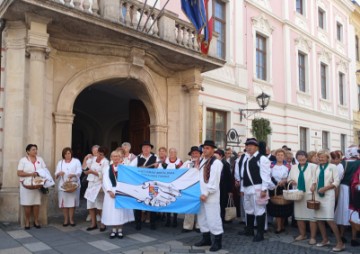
(71, 79, 150, 158)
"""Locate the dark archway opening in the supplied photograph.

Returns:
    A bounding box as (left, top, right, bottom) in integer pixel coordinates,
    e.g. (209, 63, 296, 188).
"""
(71, 79, 150, 161)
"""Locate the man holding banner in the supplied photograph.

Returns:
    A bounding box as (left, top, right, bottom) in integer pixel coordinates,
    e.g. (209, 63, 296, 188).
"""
(195, 140, 224, 252)
(129, 141, 158, 230)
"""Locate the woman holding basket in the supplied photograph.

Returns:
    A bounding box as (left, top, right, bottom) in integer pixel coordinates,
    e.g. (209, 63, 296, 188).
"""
(17, 144, 47, 229)
(55, 147, 82, 226)
(310, 150, 344, 252)
(288, 150, 318, 245)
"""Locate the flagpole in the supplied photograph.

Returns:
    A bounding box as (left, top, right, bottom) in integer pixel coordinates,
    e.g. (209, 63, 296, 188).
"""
(147, 0, 171, 34)
(141, 0, 159, 32)
(136, 0, 148, 31)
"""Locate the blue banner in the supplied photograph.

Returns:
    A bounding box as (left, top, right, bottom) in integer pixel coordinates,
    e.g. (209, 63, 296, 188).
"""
(115, 165, 200, 214)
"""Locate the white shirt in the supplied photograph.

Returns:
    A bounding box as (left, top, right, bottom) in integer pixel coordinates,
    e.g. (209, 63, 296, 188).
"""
(18, 156, 47, 182)
(55, 158, 82, 190)
(199, 157, 223, 203)
(87, 157, 109, 183)
(270, 164, 289, 183)
(163, 157, 183, 169)
(129, 153, 158, 167)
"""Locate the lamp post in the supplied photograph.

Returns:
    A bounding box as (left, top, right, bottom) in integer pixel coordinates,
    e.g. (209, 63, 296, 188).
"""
(240, 92, 270, 121)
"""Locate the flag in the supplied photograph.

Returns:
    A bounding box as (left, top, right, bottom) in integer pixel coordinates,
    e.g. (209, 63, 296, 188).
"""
(200, 0, 214, 55)
(181, 0, 213, 55)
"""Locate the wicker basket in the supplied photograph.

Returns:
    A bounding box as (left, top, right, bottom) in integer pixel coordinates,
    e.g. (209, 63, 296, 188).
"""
(61, 180, 79, 193)
(307, 192, 320, 210)
(283, 181, 305, 201)
(22, 176, 45, 190)
(349, 211, 360, 231)
(270, 184, 293, 206)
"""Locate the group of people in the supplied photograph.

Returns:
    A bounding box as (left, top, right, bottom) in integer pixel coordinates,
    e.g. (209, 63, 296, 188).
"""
(17, 139, 360, 252)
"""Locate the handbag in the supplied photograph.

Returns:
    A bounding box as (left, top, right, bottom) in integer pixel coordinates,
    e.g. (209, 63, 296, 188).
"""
(225, 195, 237, 221)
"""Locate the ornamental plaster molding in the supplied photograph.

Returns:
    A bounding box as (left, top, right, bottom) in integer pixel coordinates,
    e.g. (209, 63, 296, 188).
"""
(319, 99, 332, 113)
(296, 91, 312, 108)
(338, 105, 349, 117)
(318, 49, 332, 64)
(316, 0, 326, 11)
(336, 59, 348, 73)
(295, 36, 312, 53)
(252, 14, 274, 36)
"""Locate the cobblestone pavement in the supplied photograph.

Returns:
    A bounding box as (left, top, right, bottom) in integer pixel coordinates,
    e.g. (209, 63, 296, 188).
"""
(0, 215, 358, 254)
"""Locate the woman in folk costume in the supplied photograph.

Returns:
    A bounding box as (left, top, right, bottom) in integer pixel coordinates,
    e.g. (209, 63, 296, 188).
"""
(267, 149, 293, 234)
(121, 142, 136, 166)
(17, 144, 46, 229)
(310, 150, 344, 252)
(194, 140, 224, 252)
(159, 147, 183, 227)
(55, 147, 82, 227)
(335, 146, 360, 244)
(102, 149, 134, 239)
(84, 146, 109, 231)
(349, 166, 360, 246)
(287, 150, 318, 245)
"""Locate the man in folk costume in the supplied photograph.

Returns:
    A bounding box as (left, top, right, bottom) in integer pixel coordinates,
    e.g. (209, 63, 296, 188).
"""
(238, 138, 275, 242)
(194, 140, 224, 252)
(182, 146, 202, 233)
(129, 141, 158, 230)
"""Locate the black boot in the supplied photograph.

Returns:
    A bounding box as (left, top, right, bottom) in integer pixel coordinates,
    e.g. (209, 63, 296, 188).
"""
(172, 214, 178, 228)
(238, 214, 255, 236)
(209, 234, 222, 252)
(194, 232, 212, 246)
(253, 213, 266, 242)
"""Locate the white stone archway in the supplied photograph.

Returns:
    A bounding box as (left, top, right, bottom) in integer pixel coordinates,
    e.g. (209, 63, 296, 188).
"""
(53, 61, 168, 161)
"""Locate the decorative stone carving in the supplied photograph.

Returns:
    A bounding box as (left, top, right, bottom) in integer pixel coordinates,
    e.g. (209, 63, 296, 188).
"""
(252, 14, 274, 36)
(295, 36, 312, 53)
(295, 14, 308, 32)
(317, 29, 329, 45)
(336, 42, 345, 55)
(320, 99, 332, 113)
(297, 91, 312, 107)
(338, 106, 348, 117)
(253, 80, 273, 98)
(318, 49, 332, 64)
(336, 59, 348, 73)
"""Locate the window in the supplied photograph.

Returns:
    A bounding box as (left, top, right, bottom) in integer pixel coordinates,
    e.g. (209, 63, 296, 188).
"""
(296, 0, 304, 15)
(320, 63, 327, 99)
(318, 8, 325, 29)
(356, 36, 359, 61)
(213, 0, 226, 59)
(299, 127, 308, 151)
(339, 72, 344, 105)
(256, 33, 267, 80)
(340, 134, 346, 154)
(322, 131, 329, 150)
(206, 109, 226, 148)
(298, 52, 306, 92)
(337, 22, 343, 42)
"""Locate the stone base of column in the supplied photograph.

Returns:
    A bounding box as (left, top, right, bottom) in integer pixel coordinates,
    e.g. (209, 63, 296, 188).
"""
(0, 188, 20, 222)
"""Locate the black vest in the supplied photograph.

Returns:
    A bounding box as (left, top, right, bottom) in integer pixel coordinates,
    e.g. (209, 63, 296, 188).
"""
(238, 154, 246, 179)
(243, 153, 262, 187)
(137, 154, 157, 168)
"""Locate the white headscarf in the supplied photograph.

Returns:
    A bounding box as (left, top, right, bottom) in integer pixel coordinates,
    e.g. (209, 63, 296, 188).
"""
(345, 146, 359, 159)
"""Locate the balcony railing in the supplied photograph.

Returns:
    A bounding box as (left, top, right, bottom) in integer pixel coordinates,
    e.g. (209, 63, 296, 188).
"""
(51, 0, 208, 55)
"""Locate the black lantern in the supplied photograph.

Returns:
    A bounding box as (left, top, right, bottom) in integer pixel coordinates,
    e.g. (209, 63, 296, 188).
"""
(240, 92, 270, 121)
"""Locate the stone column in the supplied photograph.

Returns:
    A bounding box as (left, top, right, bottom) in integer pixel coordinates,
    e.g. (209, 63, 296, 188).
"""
(181, 69, 203, 148)
(53, 112, 75, 165)
(149, 124, 168, 152)
(25, 14, 51, 149)
(0, 21, 27, 222)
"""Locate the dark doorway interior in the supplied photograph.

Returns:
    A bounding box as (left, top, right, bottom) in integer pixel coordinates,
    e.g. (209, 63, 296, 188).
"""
(71, 79, 150, 161)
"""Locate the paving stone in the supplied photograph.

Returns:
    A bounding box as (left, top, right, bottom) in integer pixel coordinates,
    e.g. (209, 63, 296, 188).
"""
(121, 250, 142, 254)
(52, 242, 106, 254)
(88, 240, 120, 251)
(23, 242, 52, 252)
(189, 250, 205, 253)
(143, 252, 165, 254)
(127, 233, 157, 243)
(0, 247, 32, 254)
(165, 240, 185, 247)
(35, 250, 61, 254)
(139, 246, 157, 251)
(7, 230, 32, 239)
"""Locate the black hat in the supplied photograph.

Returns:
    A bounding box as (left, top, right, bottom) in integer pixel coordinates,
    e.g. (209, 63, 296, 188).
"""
(188, 146, 202, 156)
(214, 149, 225, 157)
(245, 138, 258, 146)
(140, 141, 153, 149)
(200, 140, 217, 148)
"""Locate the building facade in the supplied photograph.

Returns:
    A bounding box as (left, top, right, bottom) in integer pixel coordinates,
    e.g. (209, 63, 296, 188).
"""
(0, 0, 223, 222)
